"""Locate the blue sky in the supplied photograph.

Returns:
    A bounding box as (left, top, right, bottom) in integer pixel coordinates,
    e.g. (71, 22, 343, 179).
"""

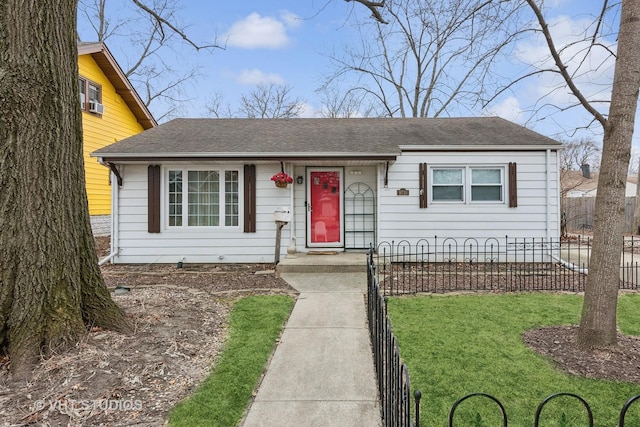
(77, 0, 638, 150)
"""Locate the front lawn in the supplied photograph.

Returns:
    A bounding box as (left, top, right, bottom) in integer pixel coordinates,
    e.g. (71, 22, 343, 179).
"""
(388, 293, 640, 426)
(169, 295, 294, 427)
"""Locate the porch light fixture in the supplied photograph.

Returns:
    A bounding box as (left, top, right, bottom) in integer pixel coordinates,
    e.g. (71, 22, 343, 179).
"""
(296, 176, 304, 184)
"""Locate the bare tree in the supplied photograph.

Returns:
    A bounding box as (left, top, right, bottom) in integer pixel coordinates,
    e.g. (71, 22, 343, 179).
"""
(316, 87, 380, 118)
(1, 0, 130, 377)
(239, 83, 305, 119)
(78, 0, 220, 121)
(560, 138, 602, 173)
(326, 0, 525, 118)
(519, 0, 640, 349)
(559, 138, 601, 237)
(205, 92, 235, 118)
(353, 0, 640, 349)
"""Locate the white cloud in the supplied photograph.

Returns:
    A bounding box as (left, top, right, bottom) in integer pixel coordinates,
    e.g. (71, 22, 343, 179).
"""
(280, 10, 302, 28)
(235, 69, 285, 86)
(299, 102, 317, 118)
(515, 15, 616, 106)
(484, 96, 524, 123)
(224, 11, 300, 49)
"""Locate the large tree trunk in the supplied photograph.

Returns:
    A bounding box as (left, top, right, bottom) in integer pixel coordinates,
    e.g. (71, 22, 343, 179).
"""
(577, 0, 640, 349)
(0, 0, 130, 378)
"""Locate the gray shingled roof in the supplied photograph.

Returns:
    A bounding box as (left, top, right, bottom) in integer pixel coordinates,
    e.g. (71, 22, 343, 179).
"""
(92, 117, 561, 160)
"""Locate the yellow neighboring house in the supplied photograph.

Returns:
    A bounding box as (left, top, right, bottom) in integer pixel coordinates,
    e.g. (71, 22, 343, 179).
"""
(78, 42, 156, 217)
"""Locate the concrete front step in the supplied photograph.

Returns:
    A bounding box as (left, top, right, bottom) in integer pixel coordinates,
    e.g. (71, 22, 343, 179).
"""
(276, 252, 368, 274)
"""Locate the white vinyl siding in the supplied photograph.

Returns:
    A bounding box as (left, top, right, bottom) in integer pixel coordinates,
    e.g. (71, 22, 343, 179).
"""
(113, 163, 292, 263)
(378, 151, 560, 242)
(109, 150, 559, 264)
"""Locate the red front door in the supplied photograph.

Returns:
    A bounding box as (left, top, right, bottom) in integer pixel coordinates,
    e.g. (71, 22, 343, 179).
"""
(308, 169, 343, 247)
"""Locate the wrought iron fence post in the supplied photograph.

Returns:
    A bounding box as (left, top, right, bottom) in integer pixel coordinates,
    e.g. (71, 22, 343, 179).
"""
(414, 389, 422, 427)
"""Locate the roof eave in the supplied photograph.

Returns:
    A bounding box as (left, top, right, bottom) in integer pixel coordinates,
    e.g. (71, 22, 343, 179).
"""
(399, 144, 561, 151)
(91, 150, 398, 158)
(78, 42, 157, 129)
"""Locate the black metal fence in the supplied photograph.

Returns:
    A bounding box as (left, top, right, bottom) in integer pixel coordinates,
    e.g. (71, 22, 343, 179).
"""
(447, 391, 640, 426)
(376, 236, 640, 295)
(367, 248, 421, 427)
(367, 242, 640, 426)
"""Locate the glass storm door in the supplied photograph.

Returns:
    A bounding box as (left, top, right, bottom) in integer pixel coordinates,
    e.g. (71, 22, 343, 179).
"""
(307, 169, 343, 247)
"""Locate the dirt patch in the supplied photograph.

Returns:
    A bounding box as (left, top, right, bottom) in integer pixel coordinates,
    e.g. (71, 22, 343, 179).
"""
(0, 236, 296, 426)
(523, 326, 640, 384)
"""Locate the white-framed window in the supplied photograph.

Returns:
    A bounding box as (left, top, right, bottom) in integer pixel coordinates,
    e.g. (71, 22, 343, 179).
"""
(167, 168, 239, 227)
(470, 168, 503, 201)
(432, 168, 464, 201)
(79, 76, 102, 113)
(431, 166, 504, 203)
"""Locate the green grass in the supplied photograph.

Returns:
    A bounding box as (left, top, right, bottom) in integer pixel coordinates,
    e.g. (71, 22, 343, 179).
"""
(387, 293, 640, 427)
(168, 295, 294, 427)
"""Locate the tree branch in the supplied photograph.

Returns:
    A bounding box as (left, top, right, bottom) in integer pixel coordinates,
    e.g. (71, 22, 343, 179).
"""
(130, 0, 221, 50)
(524, 0, 608, 127)
(345, 0, 388, 24)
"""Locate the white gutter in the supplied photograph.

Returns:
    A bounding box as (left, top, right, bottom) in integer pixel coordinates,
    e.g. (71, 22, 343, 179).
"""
(398, 144, 561, 151)
(90, 151, 398, 159)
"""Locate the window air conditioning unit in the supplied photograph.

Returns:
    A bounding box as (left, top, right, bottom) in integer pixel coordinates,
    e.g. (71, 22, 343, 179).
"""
(89, 101, 104, 114)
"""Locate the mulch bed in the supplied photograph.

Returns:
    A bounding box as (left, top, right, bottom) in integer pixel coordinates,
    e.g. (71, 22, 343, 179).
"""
(524, 326, 640, 384)
(0, 236, 296, 426)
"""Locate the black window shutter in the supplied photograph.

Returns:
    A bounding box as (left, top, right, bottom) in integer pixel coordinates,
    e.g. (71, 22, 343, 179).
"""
(148, 165, 161, 233)
(419, 163, 428, 208)
(508, 162, 518, 208)
(244, 164, 256, 232)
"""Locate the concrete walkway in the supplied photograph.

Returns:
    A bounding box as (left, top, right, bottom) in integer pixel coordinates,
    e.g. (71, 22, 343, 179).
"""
(242, 272, 382, 427)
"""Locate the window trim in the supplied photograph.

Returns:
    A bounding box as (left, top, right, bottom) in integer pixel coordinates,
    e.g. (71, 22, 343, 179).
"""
(430, 165, 506, 204)
(163, 166, 242, 230)
(432, 167, 465, 203)
(470, 167, 504, 203)
(78, 76, 102, 114)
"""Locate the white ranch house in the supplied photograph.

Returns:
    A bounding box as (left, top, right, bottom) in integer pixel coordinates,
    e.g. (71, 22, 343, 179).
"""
(91, 117, 562, 264)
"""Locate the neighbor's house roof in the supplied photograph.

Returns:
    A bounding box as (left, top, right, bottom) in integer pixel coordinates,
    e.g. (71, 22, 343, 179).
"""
(562, 170, 638, 197)
(91, 117, 561, 162)
(78, 42, 157, 129)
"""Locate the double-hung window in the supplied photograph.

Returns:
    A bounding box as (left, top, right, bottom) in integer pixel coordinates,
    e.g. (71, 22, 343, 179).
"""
(431, 166, 504, 203)
(470, 168, 503, 201)
(432, 168, 464, 201)
(167, 169, 239, 227)
(78, 77, 102, 113)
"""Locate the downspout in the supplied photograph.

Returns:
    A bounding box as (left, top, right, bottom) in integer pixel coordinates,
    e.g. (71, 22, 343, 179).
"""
(546, 149, 552, 241)
(288, 162, 296, 254)
(547, 251, 589, 274)
(98, 160, 119, 265)
(544, 149, 586, 273)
